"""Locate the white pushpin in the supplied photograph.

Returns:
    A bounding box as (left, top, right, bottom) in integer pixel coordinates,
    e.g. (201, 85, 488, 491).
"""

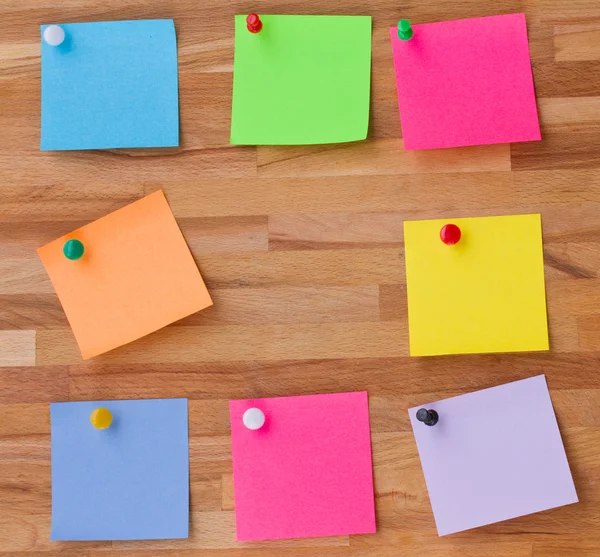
(44, 25, 66, 47)
(243, 407, 265, 430)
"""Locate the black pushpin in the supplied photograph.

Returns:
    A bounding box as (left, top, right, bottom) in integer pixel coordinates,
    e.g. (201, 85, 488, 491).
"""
(416, 408, 438, 426)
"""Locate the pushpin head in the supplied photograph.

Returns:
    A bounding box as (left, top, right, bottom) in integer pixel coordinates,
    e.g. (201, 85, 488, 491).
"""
(90, 408, 112, 430)
(44, 25, 66, 47)
(247, 13, 263, 33)
(416, 408, 439, 426)
(243, 407, 265, 430)
(397, 19, 414, 41)
(63, 239, 84, 260)
(440, 224, 461, 245)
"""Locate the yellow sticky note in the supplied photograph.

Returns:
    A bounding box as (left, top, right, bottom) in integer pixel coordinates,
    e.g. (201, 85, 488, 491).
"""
(37, 191, 213, 359)
(404, 214, 549, 356)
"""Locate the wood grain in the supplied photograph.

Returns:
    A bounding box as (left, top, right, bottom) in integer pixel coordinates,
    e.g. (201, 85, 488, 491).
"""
(1, 0, 600, 555)
(0, 330, 35, 366)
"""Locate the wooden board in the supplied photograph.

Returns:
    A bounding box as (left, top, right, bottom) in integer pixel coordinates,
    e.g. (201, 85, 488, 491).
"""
(1, 0, 600, 555)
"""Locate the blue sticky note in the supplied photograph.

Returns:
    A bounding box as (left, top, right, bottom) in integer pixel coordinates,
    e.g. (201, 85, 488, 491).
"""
(50, 398, 189, 541)
(41, 20, 180, 151)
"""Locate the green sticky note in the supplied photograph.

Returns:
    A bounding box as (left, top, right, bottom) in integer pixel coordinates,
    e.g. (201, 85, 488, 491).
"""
(231, 15, 372, 145)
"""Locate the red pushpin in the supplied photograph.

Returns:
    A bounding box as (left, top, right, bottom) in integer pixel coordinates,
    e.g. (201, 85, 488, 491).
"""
(440, 223, 461, 245)
(247, 13, 263, 33)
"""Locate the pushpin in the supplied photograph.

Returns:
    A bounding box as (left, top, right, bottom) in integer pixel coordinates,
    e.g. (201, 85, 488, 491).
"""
(243, 407, 265, 430)
(397, 19, 413, 41)
(247, 13, 263, 33)
(90, 407, 112, 430)
(63, 239, 84, 260)
(416, 408, 439, 426)
(440, 223, 461, 245)
(43, 25, 66, 47)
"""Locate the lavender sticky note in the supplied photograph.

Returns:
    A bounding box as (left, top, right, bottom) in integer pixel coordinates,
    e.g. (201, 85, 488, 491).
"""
(410, 375, 577, 536)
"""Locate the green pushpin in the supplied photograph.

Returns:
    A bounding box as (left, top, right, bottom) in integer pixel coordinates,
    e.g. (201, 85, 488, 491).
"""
(397, 19, 414, 41)
(63, 239, 84, 261)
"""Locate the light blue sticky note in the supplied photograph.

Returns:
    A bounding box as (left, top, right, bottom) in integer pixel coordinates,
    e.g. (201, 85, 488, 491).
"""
(50, 398, 189, 541)
(41, 20, 179, 151)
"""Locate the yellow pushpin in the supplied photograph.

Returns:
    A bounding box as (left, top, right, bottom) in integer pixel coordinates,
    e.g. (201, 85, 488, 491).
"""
(90, 408, 112, 430)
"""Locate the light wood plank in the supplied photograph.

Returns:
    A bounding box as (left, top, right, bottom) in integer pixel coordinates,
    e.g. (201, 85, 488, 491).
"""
(538, 97, 600, 124)
(257, 140, 511, 178)
(0, 330, 35, 366)
(150, 172, 515, 218)
(36, 322, 408, 365)
(554, 24, 600, 62)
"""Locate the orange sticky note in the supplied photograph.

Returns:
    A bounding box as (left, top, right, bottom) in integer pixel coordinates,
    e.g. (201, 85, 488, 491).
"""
(37, 191, 212, 359)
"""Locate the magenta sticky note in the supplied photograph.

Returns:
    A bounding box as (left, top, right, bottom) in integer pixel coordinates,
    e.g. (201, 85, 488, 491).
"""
(390, 13, 541, 150)
(229, 391, 376, 541)
(410, 375, 578, 536)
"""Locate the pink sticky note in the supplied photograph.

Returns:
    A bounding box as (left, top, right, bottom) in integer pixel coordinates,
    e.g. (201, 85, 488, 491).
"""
(229, 392, 376, 541)
(390, 13, 541, 150)
(410, 375, 578, 536)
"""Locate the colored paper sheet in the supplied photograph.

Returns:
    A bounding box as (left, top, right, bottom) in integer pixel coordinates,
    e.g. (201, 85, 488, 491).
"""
(390, 13, 541, 150)
(231, 15, 372, 145)
(41, 19, 179, 150)
(404, 214, 549, 356)
(51, 398, 189, 541)
(37, 191, 212, 359)
(229, 392, 376, 541)
(409, 375, 578, 536)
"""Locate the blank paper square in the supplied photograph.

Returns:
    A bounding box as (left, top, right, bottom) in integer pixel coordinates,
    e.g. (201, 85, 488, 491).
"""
(410, 375, 578, 536)
(41, 19, 179, 150)
(390, 13, 541, 150)
(404, 214, 549, 356)
(231, 15, 372, 145)
(229, 392, 376, 541)
(51, 399, 189, 541)
(37, 191, 213, 359)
